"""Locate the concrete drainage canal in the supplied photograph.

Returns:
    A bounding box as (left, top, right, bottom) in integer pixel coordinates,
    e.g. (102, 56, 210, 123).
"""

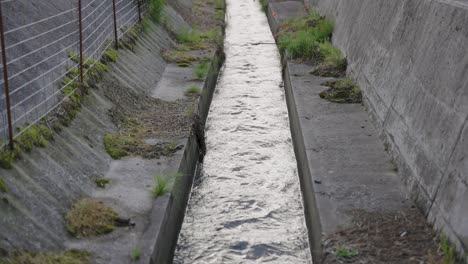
(174, 0, 312, 263)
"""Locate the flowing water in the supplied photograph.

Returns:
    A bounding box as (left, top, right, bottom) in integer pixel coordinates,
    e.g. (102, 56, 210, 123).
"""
(174, 0, 312, 263)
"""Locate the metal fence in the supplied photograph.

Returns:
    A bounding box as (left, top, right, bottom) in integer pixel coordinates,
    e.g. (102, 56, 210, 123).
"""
(0, 0, 148, 149)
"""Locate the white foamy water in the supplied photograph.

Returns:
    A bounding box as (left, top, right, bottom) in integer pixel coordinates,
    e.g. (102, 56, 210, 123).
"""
(174, 0, 311, 263)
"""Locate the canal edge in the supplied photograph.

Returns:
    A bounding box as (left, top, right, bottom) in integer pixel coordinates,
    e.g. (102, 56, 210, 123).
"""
(142, 43, 226, 264)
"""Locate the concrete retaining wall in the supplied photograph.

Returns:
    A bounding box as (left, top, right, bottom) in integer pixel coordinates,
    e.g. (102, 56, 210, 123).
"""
(305, 0, 468, 253)
(0, 3, 222, 260)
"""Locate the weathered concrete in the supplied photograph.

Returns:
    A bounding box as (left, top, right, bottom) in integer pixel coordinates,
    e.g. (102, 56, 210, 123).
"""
(263, 1, 464, 261)
(301, 0, 468, 254)
(0, 0, 142, 140)
(283, 61, 412, 262)
(0, 3, 224, 264)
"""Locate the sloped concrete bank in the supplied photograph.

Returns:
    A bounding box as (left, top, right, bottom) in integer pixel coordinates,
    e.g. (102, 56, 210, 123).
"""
(0, 1, 225, 263)
(304, 0, 468, 254)
(264, 0, 463, 262)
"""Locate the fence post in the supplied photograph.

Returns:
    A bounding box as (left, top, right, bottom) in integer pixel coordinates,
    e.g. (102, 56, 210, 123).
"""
(78, 0, 84, 83)
(112, 0, 118, 49)
(137, 0, 142, 23)
(0, 1, 14, 149)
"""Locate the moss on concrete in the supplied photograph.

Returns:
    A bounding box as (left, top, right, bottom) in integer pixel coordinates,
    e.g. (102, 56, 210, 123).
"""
(102, 48, 118, 63)
(0, 175, 7, 193)
(103, 133, 129, 160)
(320, 79, 362, 104)
(66, 198, 117, 238)
(0, 249, 90, 264)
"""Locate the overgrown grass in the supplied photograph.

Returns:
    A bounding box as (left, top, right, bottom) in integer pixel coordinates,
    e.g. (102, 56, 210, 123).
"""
(440, 234, 456, 264)
(336, 245, 359, 258)
(185, 86, 201, 95)
(277, 11, 343, 65)
(103, 133, 130, 160)
(66, 198, 117, 238)
(0, 249, 90, 264)
(162, 50, 198, 64)
(0, 123, 53, 169)
(194, 60, 210, 79)
(176, 28, 221, 50)
(278, 23, 333, 60)
(102, 47, 118, 63)
(146, 0, 165, 23)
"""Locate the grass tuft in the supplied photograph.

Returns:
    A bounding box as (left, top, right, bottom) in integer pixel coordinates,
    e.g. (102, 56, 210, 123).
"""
(440, 234, 456, 264)
(336, 245, 359, 258)
(194, 60, 210, 79)
(277, 11, 334, 60)
(95, 178, 111, 188)
(131, 247, 141, 261)
(102, 47, 118, 63)
(66, 198, 117, 238)
(185, 86, 201, 95)
(153, 175, 168, 197)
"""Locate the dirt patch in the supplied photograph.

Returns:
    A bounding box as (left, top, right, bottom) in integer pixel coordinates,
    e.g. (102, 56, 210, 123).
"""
(321, 208, 444, 264)
(98, 75, 194, 159)
(319, 79, 362, 104)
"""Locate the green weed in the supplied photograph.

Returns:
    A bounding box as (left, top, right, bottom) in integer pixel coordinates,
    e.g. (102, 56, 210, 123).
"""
(176, 28, 221, 50)
(336, 245, 359, 258)
(194, 60, 210, 79)
(440, 234, 456, 264)
(153, 175, 168, 197)
(185, 86, 201, 95)
(0, 175, 6, 193)
(319, 42, 345, 69)
(102, 47, 118, 63)
(277, 12, 334, 60)
(131, 247, 141, 261)
(147, 0, 165, 23)
(95, 178, 111, 188)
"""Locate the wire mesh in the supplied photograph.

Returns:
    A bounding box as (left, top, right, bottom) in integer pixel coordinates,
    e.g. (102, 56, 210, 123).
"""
(0, 0, 147, 149)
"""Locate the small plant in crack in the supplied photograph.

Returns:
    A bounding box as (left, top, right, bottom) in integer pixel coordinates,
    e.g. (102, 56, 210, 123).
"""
(185, 85, 201, 95)
(335, 245, 359, 258)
